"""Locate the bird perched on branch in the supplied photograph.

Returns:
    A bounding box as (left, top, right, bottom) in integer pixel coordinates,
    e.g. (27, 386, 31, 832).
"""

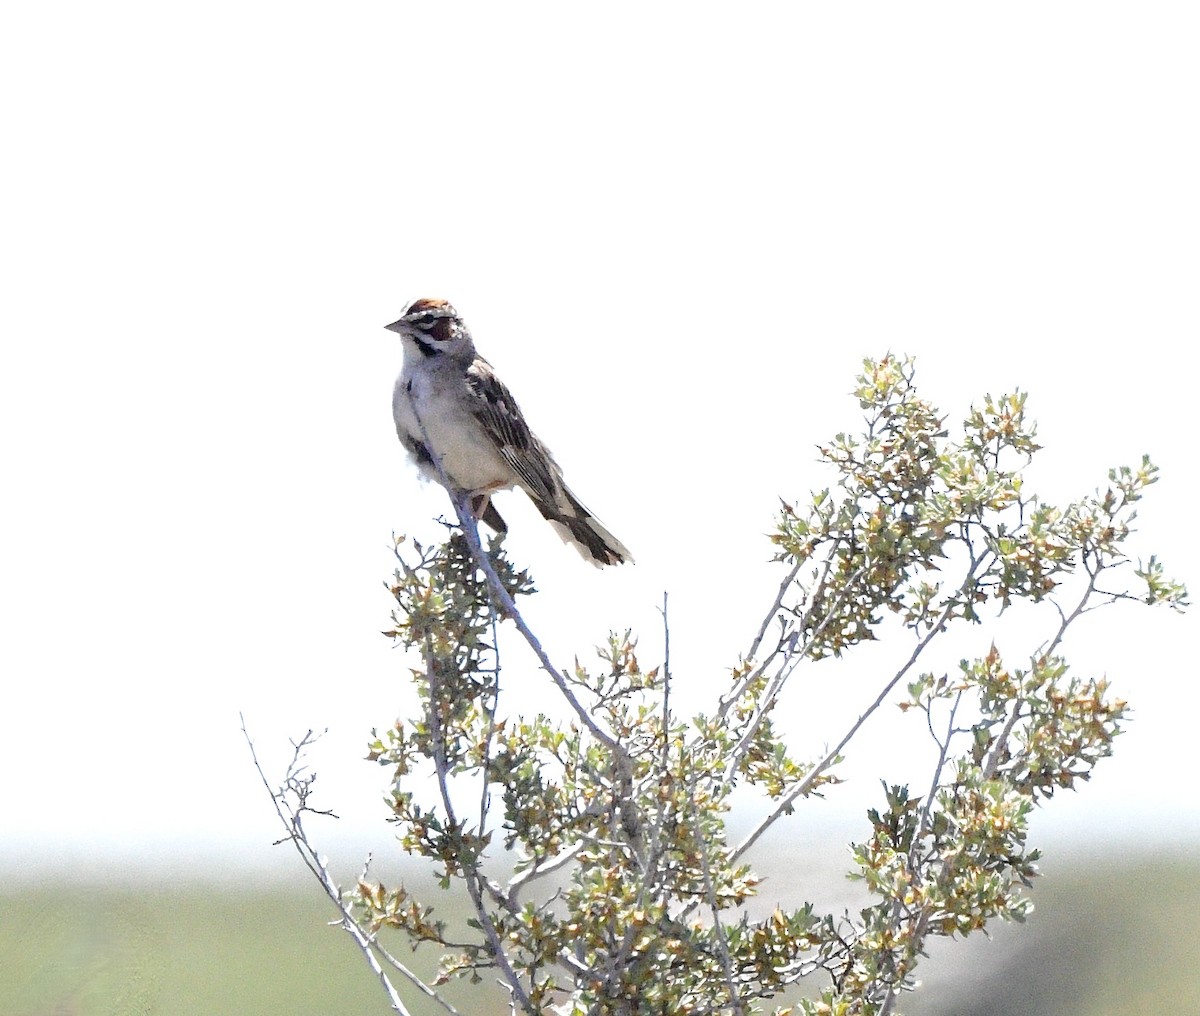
(386, 298, 633, 567)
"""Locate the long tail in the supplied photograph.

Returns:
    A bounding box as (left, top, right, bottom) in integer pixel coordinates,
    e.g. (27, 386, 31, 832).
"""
(532, 487, 634, 567)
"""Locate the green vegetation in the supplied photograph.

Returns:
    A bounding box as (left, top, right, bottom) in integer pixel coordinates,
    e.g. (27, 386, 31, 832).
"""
(0, 882, 406, 1016)
(335, 356, 1184, 1014)
(913, 850, 1200, 1016)
(13, 360, 1184, 1016)
(1, 851, 1195, 1016)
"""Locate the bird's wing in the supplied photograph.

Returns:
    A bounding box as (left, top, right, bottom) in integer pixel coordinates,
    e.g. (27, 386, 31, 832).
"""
(464, 357, 563, 505)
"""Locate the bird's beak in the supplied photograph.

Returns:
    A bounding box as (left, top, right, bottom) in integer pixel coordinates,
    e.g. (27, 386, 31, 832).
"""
(384, 318, 406, 334)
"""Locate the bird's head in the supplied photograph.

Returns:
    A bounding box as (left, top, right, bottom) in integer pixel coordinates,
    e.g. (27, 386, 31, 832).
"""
(385, 298, 473, 361)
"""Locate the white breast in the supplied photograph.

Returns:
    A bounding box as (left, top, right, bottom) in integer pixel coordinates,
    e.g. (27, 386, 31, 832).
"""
(393, 370, 515, 495)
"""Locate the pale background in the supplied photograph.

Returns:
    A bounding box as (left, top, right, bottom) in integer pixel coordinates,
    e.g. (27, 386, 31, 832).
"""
(2, 3, 1196, 885)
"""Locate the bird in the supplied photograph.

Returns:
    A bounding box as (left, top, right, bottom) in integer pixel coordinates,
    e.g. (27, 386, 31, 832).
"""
(386, 298, 633, 567)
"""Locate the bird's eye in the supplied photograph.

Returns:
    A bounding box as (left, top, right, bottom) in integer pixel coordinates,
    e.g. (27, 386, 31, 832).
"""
(415, 314, 454, 343)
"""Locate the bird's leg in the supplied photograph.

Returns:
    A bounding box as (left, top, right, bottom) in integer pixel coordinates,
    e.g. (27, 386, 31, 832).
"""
(467, 492, 509, 535)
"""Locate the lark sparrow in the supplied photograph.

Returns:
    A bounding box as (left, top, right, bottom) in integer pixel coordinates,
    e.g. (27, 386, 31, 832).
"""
(387, 298, 633, 567)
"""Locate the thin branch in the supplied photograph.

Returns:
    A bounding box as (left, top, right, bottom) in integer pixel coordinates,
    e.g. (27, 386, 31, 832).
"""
(688, 789, 747, 1016)
(585, 740, 678, 1016)
(901, 690, 962, 922)
(422, 641, 536, 1015)
(720, 560, 867, 788)
(982, 561, 1102, 782)
(876, 549, 1113, 1009)
(240, 715, 424, 1016)
(449, 488, 627, 761)
(1044, 553, 1104, 659)
(357, 859, 472, 1016)
(745, 557, 804, 666)
(717, 550, 838, 723)
(731, 586, 968, 864)
(876, 693, 967, 1016)
(920, 690, 961, 834)
(478, 608, 502, 835)
(405, 401, 624, 760)
(472, 871, 590, 982)
(508, 841, 585, 901)
(980, 697, 1024, 784)
(659, 590, 672, 776)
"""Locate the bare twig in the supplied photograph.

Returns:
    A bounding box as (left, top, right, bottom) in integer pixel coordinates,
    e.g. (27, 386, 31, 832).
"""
(718, 550, 838, 723)
(508, 841, 584, 901)
(659, 591, 672, 774)
(1044, 554, 1103, 658)
(731, 580, 971, 865)
(240, 714, 435, 1016)
(894, 690, 963, 942)
(721, 558, 866, 786)
(745, 557, 804, 665)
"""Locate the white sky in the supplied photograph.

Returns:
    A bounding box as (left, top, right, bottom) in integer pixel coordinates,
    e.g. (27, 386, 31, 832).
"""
(2, 3, 1197, 882)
